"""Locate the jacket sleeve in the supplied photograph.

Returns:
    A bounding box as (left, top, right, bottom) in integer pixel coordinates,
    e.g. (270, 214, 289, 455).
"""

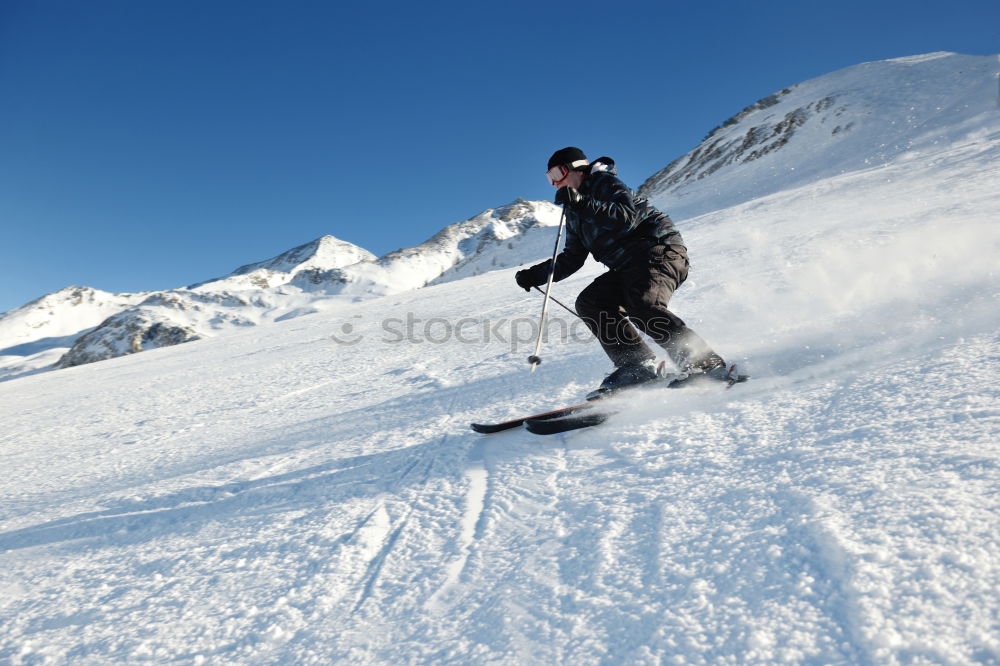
(552, 226, 588, 280)
(527, 225, 588, 283)
(570, 173, 638, 230)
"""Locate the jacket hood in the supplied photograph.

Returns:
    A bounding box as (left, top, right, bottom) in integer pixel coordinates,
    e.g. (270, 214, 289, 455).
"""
(588, 156, 617, 176)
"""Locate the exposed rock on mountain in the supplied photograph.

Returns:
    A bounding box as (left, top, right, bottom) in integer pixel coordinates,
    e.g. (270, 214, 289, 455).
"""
(55, 290, 271, 368)
(58, 311, 201, 369)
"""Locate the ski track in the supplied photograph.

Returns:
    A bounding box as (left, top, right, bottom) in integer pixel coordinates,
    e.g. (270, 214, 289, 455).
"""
(425, 437, 489, 612)
(2, 318, 997, 664)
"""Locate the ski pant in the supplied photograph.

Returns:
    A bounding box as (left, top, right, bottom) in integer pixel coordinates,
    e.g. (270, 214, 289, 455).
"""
(574, 243, 724, 371)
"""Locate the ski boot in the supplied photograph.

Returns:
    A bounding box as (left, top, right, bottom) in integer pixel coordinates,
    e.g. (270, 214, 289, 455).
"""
(668, 360, 749, 389)
(586, 359, 659, 401)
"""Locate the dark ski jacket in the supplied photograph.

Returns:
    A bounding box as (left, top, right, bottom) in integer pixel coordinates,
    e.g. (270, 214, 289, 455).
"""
(530, 157, 684, 283)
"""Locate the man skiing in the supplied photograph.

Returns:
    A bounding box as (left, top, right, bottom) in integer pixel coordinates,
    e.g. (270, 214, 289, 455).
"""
(516, 146, 737, 397)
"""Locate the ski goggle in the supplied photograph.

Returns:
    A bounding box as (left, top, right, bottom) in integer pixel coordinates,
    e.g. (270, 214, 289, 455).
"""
(545, 159, 588, 185)
(546, 165, 568, 185)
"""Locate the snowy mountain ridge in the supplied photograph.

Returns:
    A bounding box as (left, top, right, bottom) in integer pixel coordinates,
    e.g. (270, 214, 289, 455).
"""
(0, 286, 148, 344)
(362, 198, 565, 291)
(639, 51, 999, 219)
(0, 286, 149, 381)
(0, 199, 561, 380)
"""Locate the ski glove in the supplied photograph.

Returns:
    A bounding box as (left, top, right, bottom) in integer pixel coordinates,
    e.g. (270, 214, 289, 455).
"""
(515, 269, 536, 292)
(515, 263, 549, 292)
(554, 186, 584, 208)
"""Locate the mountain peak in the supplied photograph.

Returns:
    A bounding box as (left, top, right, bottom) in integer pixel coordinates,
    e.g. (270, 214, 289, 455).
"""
(232, 234, 376, 276)
(186, 234, 377, 292)
(3, 286, 133, 320)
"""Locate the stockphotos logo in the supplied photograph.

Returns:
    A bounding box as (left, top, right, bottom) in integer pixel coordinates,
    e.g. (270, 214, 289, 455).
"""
(328, 311, 681, 352)
(329, 312, 601, 351)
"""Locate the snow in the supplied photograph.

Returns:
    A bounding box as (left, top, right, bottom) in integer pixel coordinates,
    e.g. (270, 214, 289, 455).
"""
(1, 52, 998, 664)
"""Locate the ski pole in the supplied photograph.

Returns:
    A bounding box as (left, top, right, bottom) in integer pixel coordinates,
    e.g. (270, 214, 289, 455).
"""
(527, 206, 567, 372)
(531, 286, 580, 320)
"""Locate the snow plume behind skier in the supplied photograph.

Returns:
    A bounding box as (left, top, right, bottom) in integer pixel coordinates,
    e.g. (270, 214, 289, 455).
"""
(516, 146, 738, 397)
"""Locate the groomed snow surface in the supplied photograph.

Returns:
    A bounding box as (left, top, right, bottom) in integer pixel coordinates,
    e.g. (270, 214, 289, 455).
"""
(1, 121, 997, 664)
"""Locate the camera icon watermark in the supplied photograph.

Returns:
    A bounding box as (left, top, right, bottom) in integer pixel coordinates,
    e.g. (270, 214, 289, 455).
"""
(329, 314, 365, 346)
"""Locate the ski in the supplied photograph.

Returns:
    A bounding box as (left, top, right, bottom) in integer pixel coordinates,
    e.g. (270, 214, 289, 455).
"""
(524, 410, 613, 435)
(523, 365, 750, 436)
(470, 401, 597, 433)
(471, 365, 749, 435)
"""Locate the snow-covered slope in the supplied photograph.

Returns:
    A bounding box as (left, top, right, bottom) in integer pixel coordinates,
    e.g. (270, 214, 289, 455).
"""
(0, 200, 561, 379)
(1, 51, 998, 664)
(639, 52, 999, 220)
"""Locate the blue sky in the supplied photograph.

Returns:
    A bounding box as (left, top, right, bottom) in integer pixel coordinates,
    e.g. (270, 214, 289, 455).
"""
(1, 0, 997, 313)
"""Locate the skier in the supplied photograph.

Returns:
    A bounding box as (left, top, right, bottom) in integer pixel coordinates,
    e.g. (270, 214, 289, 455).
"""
(516, 146, 735, 397)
